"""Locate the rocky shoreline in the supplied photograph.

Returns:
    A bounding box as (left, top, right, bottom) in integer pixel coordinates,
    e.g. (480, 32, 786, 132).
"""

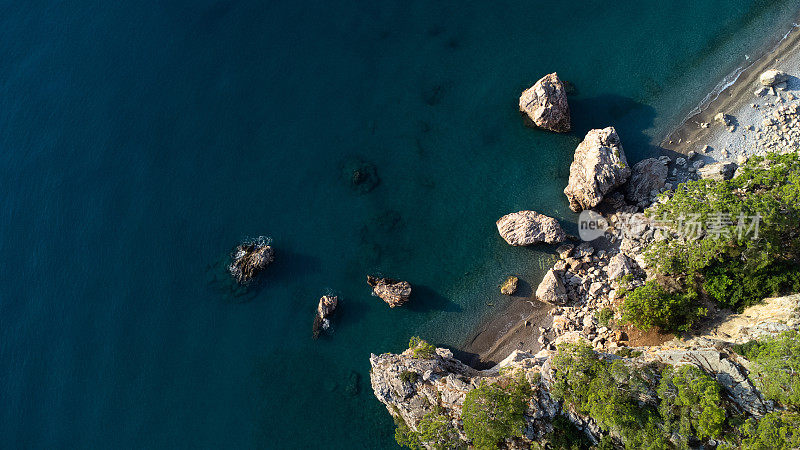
(369, 29, 800, 448)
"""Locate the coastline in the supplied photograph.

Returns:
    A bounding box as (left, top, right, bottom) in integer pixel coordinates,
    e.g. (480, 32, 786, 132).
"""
(462, 20, 800, 366)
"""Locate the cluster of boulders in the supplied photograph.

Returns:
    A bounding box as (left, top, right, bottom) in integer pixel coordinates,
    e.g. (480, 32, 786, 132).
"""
(228, 237, 275, 284)
(756, 101, 800, 153)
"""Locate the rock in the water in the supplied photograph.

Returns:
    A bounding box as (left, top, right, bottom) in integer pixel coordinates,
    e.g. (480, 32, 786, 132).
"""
(313, 295, 338, 339)
(625, 158, 667, 203)
(519, 72, 571, 133)
(341, 156, 380, 194)
(536, 269, 568, 305)
(564, 127, 631, 212)
(500, 276, 519, 295)
(229, 237, 274, 284)
(496, 210, 566, 246)
(367, 276, 412, 307)
(698, 162, 737, 181)
(759, 69, 789, 87)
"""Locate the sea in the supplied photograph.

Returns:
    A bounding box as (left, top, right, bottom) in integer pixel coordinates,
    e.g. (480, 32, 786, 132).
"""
(1, 0, 798, 448)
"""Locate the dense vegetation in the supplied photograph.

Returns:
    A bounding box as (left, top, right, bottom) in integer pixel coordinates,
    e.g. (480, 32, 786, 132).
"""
(552, 342, 728, 449)
(735, 331, 800, 410)
(622, 152, 800, 331)
(461, 372, 531, 449)
(740, 411, 800, 450)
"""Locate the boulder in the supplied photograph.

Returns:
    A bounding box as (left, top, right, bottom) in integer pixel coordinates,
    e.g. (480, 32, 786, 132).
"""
(698, 162, 737, 181)
(496, 210, 566, 246)
(519, 72, 571, 133)
(714, 113, 733, 126)
(564, 127, 631, 212)
(500, 276, 519, 295)
(313, 295, 338, 339)
(759, 69, 789, 87)
(229, 238, 275, 284)
(625, 158, 667, 203)
(367, 276, 412, 307)
(605, 253, 634, 279)
(536, 269, 569, 305)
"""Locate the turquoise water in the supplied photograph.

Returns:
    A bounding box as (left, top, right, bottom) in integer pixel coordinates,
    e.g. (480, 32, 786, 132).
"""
(1, 1, 798, 448)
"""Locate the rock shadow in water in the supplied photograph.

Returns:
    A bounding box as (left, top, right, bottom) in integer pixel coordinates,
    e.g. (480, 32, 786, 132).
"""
(405, 284, 462, 313)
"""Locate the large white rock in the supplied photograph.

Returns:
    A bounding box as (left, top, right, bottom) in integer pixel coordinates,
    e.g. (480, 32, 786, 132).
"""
(496, 210, 566, 246)
(519, 72, 571, 133)
(564, 127, 631, 212)
(625, 158, 667, 203)
(536, 269, 569, 305)
(759, 69, 789, 87)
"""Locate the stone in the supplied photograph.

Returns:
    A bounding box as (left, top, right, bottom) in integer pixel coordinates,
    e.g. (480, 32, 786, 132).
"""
(605, 253, 634, 279)
(698, 162, 737, 181)
(564, 127, 631, 211)
(500, 276, 519, 295)
(367, 276, 412, 307)
(714, 112, 733, 126)
(687, 150, 696, 159)
(229, 237, 275, 284)
(556, 243, 574, 259)
(519, 72, 571, 132)
(536, 269, 569, 305)
(759, 69, 789, 87)
(496, 210, 566, 246)
(625, 158, 667, 203)
(313, 295, 338, 339)
(754, 86, 769, 97)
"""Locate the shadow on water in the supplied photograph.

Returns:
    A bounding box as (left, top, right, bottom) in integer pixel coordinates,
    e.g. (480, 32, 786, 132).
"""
(405, 284, 463, 313)
(569, 94, 659, 161)
(449, 347, 496, 370)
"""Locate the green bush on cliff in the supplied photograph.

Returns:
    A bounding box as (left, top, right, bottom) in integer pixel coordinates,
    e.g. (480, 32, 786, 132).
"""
(737, 331, 800, 410)
(741, 411, 800, 450)
(620, 280, 705, 332)
(416, 409, 464, 450)
(657, 365, 726, 444)
(461, 373, 531, 449)
(408, 336, 436, 359)
(642, 152, 800, 317)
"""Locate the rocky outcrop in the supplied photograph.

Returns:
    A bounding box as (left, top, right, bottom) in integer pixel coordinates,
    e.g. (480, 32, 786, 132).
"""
(367, 276, 412, 307)
(536, 269, 569, 305)
(496, 211, 566, 246)
(228, 237, 275, 284)
(500, 276, 519, 295)
(370, 347, 560, 449)
(706, 294, 800, 344)
(313, 295, 338, 339)
(625, 158, 667, 204)
(564, 127, 631, 212)
(604, 253, 635, 280)
(698, 161, 737, 181)
(759, 69, 789, 87)
(519, 73, 571, 133)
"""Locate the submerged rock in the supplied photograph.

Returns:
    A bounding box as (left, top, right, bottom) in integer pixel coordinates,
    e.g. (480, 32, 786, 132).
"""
(341, 156, 380, 194)
(536, 269, 568, 305)
(759, 69, 789, 87)
(519, 72, 571, 133)
(313, 295, 338, 339)
(496, 210, 566, 246)
(228, 237, 274, 284)
(367, 276, 412, 307)
(500, 276, 519, 295)
(625, 158, 667, 203)
(564, 127, 631, 212)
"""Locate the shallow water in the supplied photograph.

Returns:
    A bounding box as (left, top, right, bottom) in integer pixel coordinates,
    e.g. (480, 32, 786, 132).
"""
(1, 0, 798, 448)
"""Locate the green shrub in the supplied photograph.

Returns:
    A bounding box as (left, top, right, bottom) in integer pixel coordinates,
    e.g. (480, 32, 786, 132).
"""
(408, 336, 436, 359)
(739, 331, 800, 409)
(595, 307, 615, 328)
(741, 411, 800, 450)
(543, 415, 593, 450)
(461, 373, 531, 449)
(620, 280, 706, 332)
(657, 365, 726, 444)
(400, 370, 418, 384)
(642, 152, 800, 317)
(416, 410, 463, 450)
(392, 406, 423, 449)
(615, 347, 642, 358)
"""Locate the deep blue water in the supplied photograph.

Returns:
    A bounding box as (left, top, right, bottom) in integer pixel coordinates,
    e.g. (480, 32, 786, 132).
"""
(1, 1, 798, 448)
